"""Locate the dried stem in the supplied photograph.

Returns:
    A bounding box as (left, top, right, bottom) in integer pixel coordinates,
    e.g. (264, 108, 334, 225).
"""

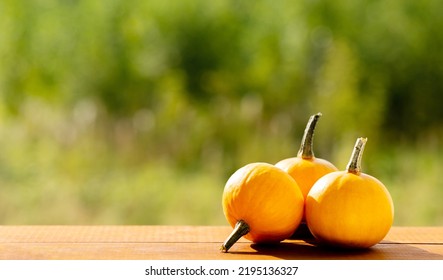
(346, 137, 368, 175)
(220, 220, 250, 253)
(297, 112, 322, 159)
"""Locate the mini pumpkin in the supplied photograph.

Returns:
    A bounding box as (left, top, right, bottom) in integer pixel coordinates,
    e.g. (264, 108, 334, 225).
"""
(305, 137, 394, 248)
(221, 162, 304, 252)
(276, 112, 337, 237)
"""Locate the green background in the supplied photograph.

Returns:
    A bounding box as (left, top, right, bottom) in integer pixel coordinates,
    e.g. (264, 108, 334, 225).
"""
(0, 0, 442, 225)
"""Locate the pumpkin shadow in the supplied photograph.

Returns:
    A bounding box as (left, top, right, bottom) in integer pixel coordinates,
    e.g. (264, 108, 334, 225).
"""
(229, 239, 443, 260)
(288, 223, 313, 240)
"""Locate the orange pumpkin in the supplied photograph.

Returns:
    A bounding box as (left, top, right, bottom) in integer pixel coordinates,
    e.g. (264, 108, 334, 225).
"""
(305, 138, 394, 248)
(276, 113, 338, 200)
(276, 112, 337, 235)
(221, 162, 304, 252)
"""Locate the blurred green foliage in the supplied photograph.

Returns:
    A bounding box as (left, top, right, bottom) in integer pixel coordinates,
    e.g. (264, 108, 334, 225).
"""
(0, 0, 442, 225)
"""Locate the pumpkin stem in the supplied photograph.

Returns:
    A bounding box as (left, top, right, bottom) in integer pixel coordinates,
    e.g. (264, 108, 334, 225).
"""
(346, 137, 368, 175)
(220, 220, 250, 253)
(297, 112, 322, 159)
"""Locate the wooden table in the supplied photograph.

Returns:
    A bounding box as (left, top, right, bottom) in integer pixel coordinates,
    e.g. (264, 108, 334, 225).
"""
(0, 226, 441, 260)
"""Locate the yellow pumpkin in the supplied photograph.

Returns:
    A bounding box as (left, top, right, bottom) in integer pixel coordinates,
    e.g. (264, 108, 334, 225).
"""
(305, 138, 394, 248)
(221, 162, 304, 252)
(276, 112, 337, 236)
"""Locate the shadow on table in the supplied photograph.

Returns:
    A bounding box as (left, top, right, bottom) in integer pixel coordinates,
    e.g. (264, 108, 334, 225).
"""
(228, 239, 443, 260)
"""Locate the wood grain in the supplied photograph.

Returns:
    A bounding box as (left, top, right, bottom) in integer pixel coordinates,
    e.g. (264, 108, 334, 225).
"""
(0, 226, 441, 260)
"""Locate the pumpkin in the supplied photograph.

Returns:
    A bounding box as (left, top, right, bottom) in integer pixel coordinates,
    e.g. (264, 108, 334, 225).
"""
(276, 112, 337, 236)
(305, 137, 394, 248)
(221, 162, 304, 252)
(276, 112, 338, 200)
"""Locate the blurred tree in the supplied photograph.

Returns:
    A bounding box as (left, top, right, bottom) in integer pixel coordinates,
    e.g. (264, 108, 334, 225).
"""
(1, 0, 443, 159)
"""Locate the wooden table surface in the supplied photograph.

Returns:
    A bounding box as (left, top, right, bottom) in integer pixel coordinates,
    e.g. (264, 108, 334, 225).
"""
(0, 226, 441, 260)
